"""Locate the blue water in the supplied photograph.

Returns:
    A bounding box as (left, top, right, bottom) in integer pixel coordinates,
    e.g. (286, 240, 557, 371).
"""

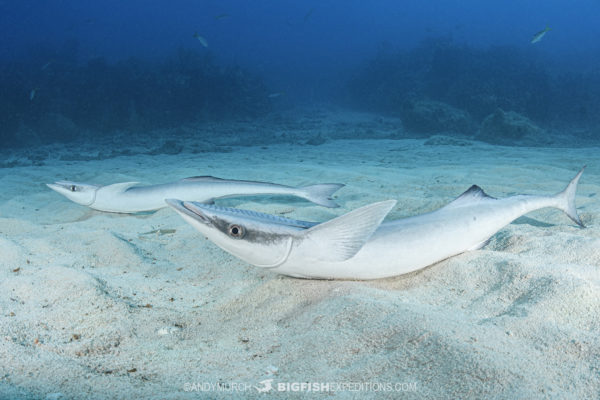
(1, 0, 599, 148)
(0, 3, 598, 398)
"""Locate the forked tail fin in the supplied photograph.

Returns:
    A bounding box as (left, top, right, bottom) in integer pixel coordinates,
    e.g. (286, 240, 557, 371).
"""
(555, 166, 585, 227)
(298, 183, 345, 208)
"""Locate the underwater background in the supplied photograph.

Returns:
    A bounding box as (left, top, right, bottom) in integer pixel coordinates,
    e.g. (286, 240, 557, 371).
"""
(2, 2, 600, 399)
(1, 0, 599, 148)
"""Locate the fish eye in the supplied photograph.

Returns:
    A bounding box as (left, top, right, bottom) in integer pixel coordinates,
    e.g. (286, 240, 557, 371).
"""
(228, 224, 245, 239)
(70, 185, 77, 192)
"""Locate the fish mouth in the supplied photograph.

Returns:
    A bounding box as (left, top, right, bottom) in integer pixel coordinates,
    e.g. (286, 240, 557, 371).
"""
(47, 181, 73, 192)
(165, 199, 212, 224)
(46, 183, 62, 192)
(47, 181, 98, 206)
(46, 181, 79, 193)
(46, 182, 77, 199)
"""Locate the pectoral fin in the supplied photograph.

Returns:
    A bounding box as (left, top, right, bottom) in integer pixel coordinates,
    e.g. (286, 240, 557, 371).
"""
(300, 200, 396, 262)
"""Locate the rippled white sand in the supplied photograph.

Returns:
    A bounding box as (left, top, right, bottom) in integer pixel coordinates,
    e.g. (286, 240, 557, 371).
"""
(1, 131, 598, 399)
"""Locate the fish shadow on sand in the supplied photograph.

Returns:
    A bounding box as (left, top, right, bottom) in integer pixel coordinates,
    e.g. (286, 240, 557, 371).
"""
(512, 216, 555, 228)
(69, 209, 157, 223)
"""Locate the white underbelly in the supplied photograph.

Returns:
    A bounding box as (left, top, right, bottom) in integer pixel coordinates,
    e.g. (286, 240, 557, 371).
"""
(275, 206, 516, 280)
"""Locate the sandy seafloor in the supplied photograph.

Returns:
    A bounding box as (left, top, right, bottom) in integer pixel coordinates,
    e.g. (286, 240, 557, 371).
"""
(0, 115, 599, 399)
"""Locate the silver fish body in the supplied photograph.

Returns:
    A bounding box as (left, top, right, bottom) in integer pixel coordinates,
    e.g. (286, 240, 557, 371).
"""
(48, 176, 344, 213)
(167, 168, 584, 280)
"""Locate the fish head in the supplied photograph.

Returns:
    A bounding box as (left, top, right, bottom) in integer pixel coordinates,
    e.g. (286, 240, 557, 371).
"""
(166, 200, 306, 268)
(47, 180, 100, 206)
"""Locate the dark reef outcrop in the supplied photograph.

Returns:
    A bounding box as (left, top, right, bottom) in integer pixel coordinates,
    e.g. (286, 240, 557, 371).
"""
(400, 100, 476, 135)
(344, 38, 600, 140)
(0, 47, 271, 147)
(477, 108, 545, 145)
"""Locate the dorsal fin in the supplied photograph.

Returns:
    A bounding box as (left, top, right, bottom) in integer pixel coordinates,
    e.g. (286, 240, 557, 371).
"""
(445, 185, 496, 208)
(181, 176, 226, 182)
(181, 176, 268, 185)
(100, 182, 139, 193)
(460, 185, 494, 199)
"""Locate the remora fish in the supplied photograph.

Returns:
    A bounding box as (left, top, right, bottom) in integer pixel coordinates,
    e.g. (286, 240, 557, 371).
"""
(531, 26, 551, 44)
(166, 168, 584, 280)
(47, 177, 344, 213)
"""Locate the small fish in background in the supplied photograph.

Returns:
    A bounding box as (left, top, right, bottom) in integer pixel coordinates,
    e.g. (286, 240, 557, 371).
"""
(215, 13, 230, 20)
(41, 60, 53, 70)
(303, 7, 315, 23)
(193, 32, 208, 47)
(268, 92, 284, 99)
(29, 88, 37, 101)
(531, 27, 551, 44)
